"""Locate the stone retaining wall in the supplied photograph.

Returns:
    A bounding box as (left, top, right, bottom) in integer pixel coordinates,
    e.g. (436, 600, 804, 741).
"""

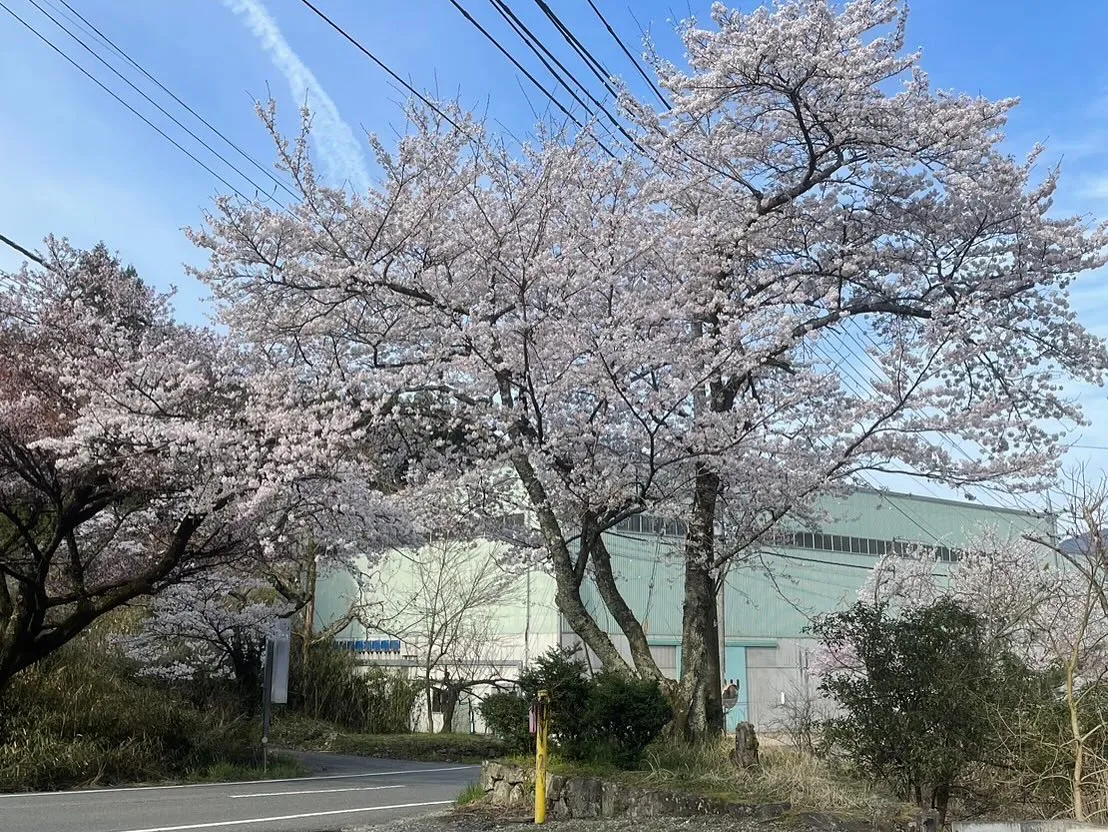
(480, 761, 791, 820)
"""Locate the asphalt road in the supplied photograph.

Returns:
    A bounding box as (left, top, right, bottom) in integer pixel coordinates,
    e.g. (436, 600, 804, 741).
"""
(0, 753, 479, 832)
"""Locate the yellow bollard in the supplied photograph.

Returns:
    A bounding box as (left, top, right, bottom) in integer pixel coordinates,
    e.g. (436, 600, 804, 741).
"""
(534, 689, 549, 824)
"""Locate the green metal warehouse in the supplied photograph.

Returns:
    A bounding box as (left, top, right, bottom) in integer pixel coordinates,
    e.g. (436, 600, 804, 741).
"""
(316, 487, 1053, 733)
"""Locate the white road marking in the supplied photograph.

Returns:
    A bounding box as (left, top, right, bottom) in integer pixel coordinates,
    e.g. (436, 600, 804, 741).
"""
(108, 799, 454, 832)
(229, 783, 405, 798)
(0, 765, 477, 798)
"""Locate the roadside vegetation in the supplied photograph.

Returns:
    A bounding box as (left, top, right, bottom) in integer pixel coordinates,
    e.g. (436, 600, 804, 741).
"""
(481, 647, 909, 825)
(0, 621, 423, 791)
(455, 781, 486, 807)
(0, 628, 262, 791)
(272, 713, 504, 764)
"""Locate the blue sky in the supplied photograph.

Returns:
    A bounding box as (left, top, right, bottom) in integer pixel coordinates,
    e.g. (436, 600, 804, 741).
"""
(3, 0, 1108, 503)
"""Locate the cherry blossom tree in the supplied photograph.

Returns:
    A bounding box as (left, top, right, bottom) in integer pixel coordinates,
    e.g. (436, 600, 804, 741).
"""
(0, 239, 383, 696)
(117, 571, 287, 696)
(192, 1, 1108, 740)
(121, 470, 410, 689)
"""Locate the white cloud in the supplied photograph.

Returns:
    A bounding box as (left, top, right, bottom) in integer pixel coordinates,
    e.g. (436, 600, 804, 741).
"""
(223, 0, 371, 193)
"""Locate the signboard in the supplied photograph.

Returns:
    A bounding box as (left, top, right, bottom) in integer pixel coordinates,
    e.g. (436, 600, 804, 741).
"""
(269, 622, 290, 705)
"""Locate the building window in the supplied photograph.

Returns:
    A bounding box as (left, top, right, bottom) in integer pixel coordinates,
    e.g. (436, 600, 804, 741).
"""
(802, 532, 814, 549)
(431, 688, 444, 713)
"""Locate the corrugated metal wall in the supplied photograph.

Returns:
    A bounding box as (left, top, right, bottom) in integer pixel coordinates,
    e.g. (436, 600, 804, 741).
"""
(563, 489, 1056, 730)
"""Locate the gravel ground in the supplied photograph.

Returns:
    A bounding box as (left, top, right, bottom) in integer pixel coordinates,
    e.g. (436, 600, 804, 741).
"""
(343, 806, 765, 832)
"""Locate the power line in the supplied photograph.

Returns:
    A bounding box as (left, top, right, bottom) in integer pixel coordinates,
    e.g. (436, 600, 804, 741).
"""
(583, 0, 670, 108)
(445, 0, 615, 157)
(51, 0, 299, 201)
(1, 0, 253, 202)
(296, 0, 469, 135)
(486, 0, 635, 148)
(838, 316, 1044, 516)
(0, 233, 46, 267)
(758, 549, 947, 576)
(805, 312, 1042, 522)
(532, 0, 618, 99)
(25, 0, 290, 208)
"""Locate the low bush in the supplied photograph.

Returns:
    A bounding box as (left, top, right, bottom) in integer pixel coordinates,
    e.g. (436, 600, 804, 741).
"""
(479, 692, 530, 754)
(0, 634, 258, 791)
(518, 647, 593, 752)
(484, 647, 671, 767)
(582, 672, 672, 767)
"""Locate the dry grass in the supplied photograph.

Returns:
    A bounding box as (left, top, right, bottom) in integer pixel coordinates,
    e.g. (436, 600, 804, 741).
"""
(636, 740, 911, 824)
(503, 740, 912, 824)
(509, 739, 901, 826)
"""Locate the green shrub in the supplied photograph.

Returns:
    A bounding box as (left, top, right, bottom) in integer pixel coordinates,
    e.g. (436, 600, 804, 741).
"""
(518, 646, 593, 752)
(494, 647, 672, 767)
(479, 692, 530, 754)
(582, 672, 671, 766)
(289, 640, 418, 734)
(811, 600, 1027, 828)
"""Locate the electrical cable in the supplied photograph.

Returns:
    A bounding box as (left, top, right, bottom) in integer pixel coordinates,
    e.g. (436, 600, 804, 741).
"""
(51, 0, 299, 201)
(25, 0, 290, 208)
(486, 0, 637, 149)
(1, 0, 253, 202)
(297, 0, 469, 134)
(0, 233, 46, 267)
(445, 0, 615, 157)
(583, 0, 670, 108)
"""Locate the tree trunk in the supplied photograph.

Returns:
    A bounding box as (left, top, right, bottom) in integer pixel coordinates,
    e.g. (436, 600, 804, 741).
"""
(440, 688, 459, 733)
(511, 452, 633, 676)
(590, 530, 664, 681)
(425, 673, 435, 734)
(930, 782, 951, 830)
(676, 465, 725, 742)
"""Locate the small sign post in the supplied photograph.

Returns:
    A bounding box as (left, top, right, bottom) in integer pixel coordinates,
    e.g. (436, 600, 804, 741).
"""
(260, 620, 291, 773)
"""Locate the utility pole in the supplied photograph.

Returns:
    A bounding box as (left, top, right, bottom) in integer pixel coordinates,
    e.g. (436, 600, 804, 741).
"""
(524, 566, 531, 668)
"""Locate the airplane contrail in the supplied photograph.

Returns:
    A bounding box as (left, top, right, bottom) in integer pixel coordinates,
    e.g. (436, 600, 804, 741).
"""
(224, 0, 371, 193)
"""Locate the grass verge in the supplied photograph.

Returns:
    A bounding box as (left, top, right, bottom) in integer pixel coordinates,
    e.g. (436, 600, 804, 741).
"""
(0, 637, 263, 792)
(455, 781, 485, 806)
(272, 713, 506, 764)
(186, 753, 308, 783)
(502, 741, 913, 827)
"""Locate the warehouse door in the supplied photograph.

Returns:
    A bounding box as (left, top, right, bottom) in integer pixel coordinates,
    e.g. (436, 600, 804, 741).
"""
(723, 645, 748, 731)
